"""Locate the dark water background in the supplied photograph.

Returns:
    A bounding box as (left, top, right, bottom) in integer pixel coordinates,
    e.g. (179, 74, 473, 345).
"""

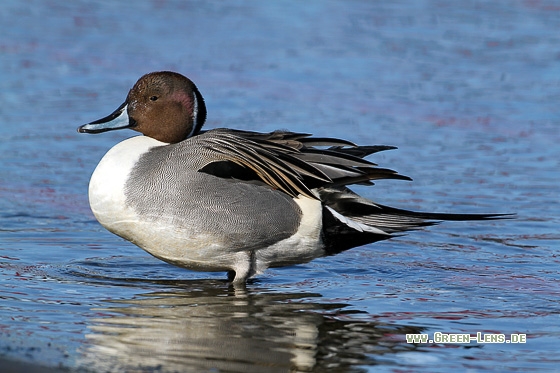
(1, 1, 559, 372)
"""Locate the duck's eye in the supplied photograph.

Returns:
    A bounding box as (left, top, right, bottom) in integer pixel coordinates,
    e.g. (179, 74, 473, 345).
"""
(150, 95, 158, 101)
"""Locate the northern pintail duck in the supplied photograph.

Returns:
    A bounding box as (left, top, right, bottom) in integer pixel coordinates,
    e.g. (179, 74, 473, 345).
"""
(78, 71, 508, 285)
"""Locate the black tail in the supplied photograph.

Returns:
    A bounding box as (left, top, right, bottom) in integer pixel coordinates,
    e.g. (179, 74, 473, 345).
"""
(319, 187, 514, 255)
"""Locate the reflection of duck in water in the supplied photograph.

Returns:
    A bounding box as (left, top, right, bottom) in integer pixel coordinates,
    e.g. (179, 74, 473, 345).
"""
(78, 71, 510, 284)
(78, 285, 424, 372)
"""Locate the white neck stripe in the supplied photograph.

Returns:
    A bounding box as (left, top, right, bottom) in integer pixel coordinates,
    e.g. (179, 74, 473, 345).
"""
(188, 92, 199, 138)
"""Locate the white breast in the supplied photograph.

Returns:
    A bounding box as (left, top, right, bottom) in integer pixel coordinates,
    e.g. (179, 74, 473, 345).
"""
(88, 136, 166, 241)
(87, 135, 244, 271)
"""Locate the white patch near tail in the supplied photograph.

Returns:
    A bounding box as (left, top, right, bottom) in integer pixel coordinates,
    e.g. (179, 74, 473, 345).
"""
(326, 206, 389, 235)
(254, 195, 324, 273)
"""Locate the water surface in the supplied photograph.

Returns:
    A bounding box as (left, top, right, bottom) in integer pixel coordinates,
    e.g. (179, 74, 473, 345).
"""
(1, 1, 559, 371)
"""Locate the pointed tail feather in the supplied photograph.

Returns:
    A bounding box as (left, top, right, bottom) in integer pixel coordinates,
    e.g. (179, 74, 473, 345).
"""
(363, 203, 515, 222)
(319, 187, 514, 255)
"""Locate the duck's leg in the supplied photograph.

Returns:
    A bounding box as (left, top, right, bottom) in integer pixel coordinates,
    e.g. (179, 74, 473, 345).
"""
(227, 251, 257, 286)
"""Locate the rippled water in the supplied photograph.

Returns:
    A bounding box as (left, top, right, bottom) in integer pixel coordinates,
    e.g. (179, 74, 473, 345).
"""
(1, 0, 559, 372)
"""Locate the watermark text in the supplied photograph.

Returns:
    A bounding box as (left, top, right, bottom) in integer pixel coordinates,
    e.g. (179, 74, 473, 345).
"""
(406, 332, 526, 344)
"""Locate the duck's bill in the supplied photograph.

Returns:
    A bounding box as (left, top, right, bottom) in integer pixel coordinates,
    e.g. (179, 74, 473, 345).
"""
(77, 102, 136, 134)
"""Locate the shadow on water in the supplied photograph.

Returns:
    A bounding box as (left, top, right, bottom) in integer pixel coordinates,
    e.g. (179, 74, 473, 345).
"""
(74, 280, 423, 373)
